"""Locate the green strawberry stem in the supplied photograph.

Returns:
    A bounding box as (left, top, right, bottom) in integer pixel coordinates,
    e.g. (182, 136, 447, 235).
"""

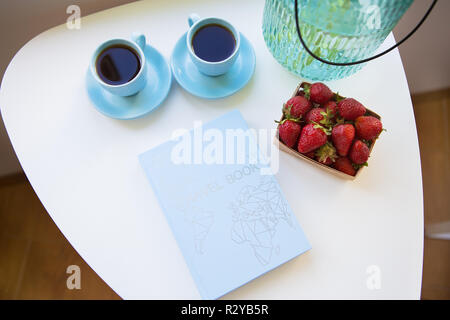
(315, 142, 338, 163)
(275, 117, 301, 125)
(278, 104, 302, 124)
(302, 83, 311, 100)
(319, 109, 335, 128)
(334, 92, 345, 102)
(312, 121, 331, 136)
(352, 162, 368, 170)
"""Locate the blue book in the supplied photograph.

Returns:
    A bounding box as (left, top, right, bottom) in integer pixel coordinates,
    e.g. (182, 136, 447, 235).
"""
(139, 110, 311, 299)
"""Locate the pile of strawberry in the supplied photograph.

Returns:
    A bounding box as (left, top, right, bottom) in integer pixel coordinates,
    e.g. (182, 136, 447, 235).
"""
(276, 82, 383, 176)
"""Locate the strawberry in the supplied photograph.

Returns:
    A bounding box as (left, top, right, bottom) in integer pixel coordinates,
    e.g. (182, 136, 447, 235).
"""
(297, 123, 328, 154)
(305, 108, 325, 124)
(315, 142, 337, 165)
(305, 151, 315, 159)
(306, 82, 334, 104)
(349, 140, 370, 164)
(306, 107, 335, 128)
(355, 116, 383, 141)
(334, 157, 356, 176)
(332, 124, 355, 157)
(283, 95, 312, 119)
(337, 98, 366, 120)
(318, 157, 333, 165)
(324, 100, 337, 117)
(277, 119, 301, 148)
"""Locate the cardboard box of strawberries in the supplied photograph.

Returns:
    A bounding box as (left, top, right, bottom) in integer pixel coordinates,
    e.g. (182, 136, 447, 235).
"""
(275, 82, 384, 179)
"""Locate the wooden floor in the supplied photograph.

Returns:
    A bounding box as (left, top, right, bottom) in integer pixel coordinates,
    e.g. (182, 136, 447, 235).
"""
(0, 175, 120, 299)
(0, 88, 449, 300)
(412, 88, 450, 300)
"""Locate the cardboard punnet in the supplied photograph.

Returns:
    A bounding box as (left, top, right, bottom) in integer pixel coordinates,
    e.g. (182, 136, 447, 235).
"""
(275, 82, 381, 180)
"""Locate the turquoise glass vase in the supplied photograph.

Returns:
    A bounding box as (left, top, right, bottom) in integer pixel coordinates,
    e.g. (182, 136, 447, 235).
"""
(262, 0, 414, 81)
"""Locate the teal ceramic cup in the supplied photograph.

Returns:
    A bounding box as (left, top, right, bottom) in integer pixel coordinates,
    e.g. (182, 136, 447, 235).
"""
(187, 14, 240, 76)
(90, 33, 147, 97)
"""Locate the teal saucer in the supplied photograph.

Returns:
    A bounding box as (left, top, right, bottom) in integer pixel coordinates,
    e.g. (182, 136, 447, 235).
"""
(86, 45, 172, 120)
(171, 32, 255, 99)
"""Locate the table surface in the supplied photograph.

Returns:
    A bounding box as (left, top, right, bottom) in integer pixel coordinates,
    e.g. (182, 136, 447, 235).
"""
(0, 0, 423, 299)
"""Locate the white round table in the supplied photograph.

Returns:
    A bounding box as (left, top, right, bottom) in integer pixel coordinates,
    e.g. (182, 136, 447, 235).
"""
(0, 0, 423, 299)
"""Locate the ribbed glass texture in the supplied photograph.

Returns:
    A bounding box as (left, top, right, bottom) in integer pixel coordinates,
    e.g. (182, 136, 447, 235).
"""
(262, 0, 413, 80)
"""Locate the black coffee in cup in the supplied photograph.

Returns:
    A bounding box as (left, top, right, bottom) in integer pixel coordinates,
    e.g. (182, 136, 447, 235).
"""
(191, 24, 236, 62)
(96, 45, 141, 85)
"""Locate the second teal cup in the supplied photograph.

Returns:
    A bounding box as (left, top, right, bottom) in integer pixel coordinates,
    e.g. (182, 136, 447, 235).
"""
(186, 13, 240, 76)
(90, 32, 147, 97)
